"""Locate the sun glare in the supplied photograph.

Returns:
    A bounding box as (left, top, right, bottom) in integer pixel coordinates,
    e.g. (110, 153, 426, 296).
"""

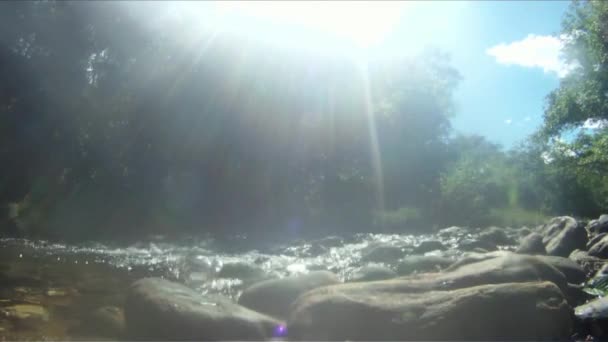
(205, 1, 407, 56)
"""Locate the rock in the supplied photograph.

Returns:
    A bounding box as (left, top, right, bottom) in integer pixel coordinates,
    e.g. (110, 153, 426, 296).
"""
(588, 235, 608, 259)
(575, 296, 608, 338)
(588, 215, 608, 235)
(349, 265, 397, 282)
(217, 262, 266, 281)
(447, 251, 585, 285)
(518, 227, 532, 237)
(588, 233, 608, 250)
(541, 216, 588, 257)
(360, 244, 406, 263)
(478, 226, 515, 245)
(570, 250, 605, 276)
(458, 238, 498, 252)
(412, 240, 445, 254)
(78, 306, 125, 338)
(238, 271, 340, 319)
(288, 281, 572, 340)
(125, 277, 281, 340)
(396, 255, 453, 275)
(534, 255, 587, 284)
(516, 232, 546, 255)
(1, 304, 49, 329)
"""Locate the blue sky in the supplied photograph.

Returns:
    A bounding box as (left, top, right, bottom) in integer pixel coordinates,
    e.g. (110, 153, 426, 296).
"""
(384, 1, 572, 149)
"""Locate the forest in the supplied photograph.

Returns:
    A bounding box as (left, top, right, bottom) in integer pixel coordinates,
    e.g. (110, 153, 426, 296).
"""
(1, 0, 607, 242)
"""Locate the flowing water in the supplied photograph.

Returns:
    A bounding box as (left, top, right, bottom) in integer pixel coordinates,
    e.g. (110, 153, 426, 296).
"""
(0, 228, 521, 340)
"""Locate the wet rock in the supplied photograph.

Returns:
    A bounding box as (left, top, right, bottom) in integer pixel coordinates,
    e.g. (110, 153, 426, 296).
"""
(238, 271, 340, 319)
(588, 233, 608, 250)
(125, 277, 281, 340)
(541, 216, 588, 257)
(570, 250, 605, 276)
(349, 265, 397, 282)
(588, 235, 608, 259)
(588, 215, 608, 235)
(412, 240, 445, 254)
(515, 232, 546, 255)
(217, 262, 266, 281)
(575, 296, 608, 338)
(535, 255, 587, 284)
(78, 306, 125, 338)
(360, 244, 406, 263)
(448, 251, 584, 286)
(518, 227, 532, 237)
(1, 304, 49, 329)
(288, 281, 572, 340)
(396, 255, 453, 275)
(478, 226, 515, 246)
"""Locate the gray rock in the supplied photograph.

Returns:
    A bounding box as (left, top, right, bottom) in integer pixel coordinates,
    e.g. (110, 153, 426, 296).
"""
(288, 281, 572, 340)
(515, 232, 546, 255)
(478, 226, 515, 245)
(238, 271, 340, 319)
(125, 277, 281, 340)
(588, 234, 608, 258)
(78, 306, 125, 338)
(412, 240, 446, 254)
(541, 216, 588, 257)
(575, 296, 608, 338)
(569, 250, 605, 276)
(349, 265, 397, 282)
(588, 214, 608, 235)
(588, 233, 608, 250)
(534, 255, 587, 284)
(396, 255, 453, 275)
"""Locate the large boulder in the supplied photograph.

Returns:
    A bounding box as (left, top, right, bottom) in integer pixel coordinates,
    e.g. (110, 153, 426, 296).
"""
(515, 232, 546, 255)
(125, 277, 281, 340)
(477, 226, 516, 246)
(288, 281, 572, 340)
(540, 216, 588, 257)
(238, 271, 340, 319)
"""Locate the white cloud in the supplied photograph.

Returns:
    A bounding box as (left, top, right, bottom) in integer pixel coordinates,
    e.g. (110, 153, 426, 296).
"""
(504, 118, 512, 125)
(486, 34, 578, 78)
(523, 116, 531, 122)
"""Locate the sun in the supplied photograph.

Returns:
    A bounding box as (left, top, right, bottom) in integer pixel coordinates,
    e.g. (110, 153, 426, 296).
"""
(200, 1, 408, 56)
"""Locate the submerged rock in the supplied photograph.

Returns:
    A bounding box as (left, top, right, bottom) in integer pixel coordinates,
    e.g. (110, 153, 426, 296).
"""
(238, 271, 340, 319)
(534, 255, 587, 284)
(77, 305, 125, 338)
(516, 232, 546, 255)
(395, 255, 453, 275)
(288, 281, 572, 340)
(541, 216, 587, 257)
(1, 304, 49, 329)
(349, 265, 397, 282)
(478, 226, 515, 246)
(125, 277, 281, 340)
(587, 233, 608, 250)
